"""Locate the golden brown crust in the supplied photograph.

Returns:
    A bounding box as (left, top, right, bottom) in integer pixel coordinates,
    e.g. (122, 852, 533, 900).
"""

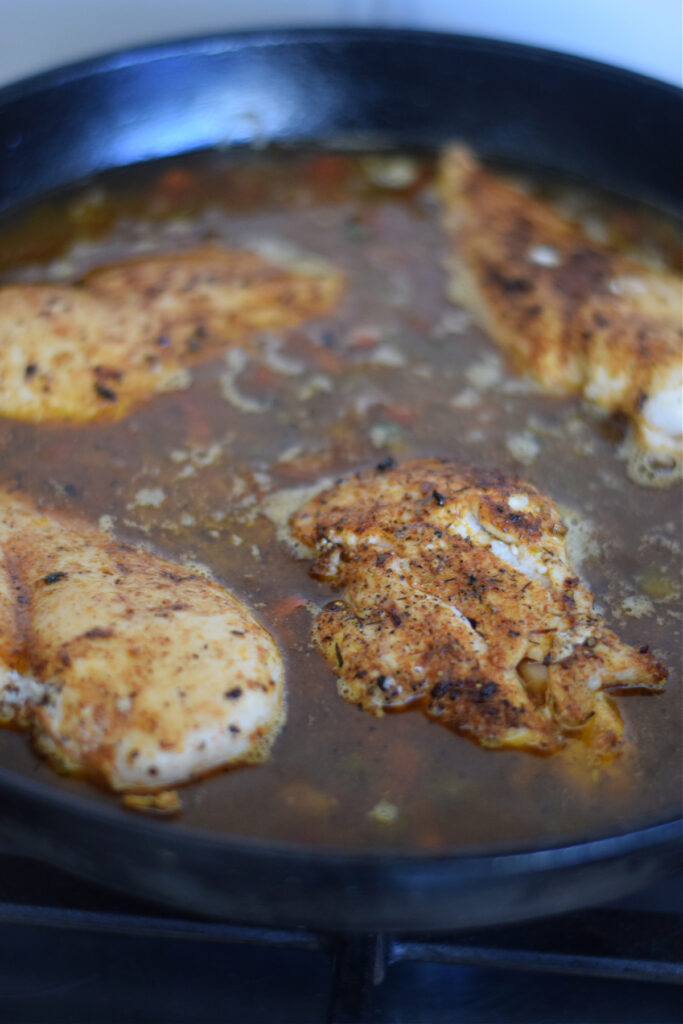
(0, 493, 284, 792)
(439, 146, 683, 459)
(290, 458, 666, 758)
(0, 244, 344, 422)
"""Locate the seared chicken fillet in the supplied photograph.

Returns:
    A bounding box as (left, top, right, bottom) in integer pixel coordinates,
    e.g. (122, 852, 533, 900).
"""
(0, 494, 284, 792)
(439, 146, 683, 464)
(290, 459, 666, 758)
(0, 244, 344, 422)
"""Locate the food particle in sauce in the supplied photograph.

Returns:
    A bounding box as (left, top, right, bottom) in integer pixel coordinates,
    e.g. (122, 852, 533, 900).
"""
(122, 790, 182, 816)
(368, 799, 399, 825)
(130, 487, 166, 509)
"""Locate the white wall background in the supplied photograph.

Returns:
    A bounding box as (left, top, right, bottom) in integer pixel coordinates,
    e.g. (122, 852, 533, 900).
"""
(1, 0, 681, 88)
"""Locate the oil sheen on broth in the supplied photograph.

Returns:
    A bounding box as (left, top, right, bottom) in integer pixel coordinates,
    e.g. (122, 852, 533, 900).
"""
(0, 151, 680, 851)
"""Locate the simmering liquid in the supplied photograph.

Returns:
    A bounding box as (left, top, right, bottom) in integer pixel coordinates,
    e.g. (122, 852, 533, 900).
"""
(0, 151, 680, 851)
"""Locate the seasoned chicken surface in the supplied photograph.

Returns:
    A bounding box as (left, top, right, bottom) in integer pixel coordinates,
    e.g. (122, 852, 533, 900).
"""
(439, 146, 683, 467)
(0, 244, 344, 422)
(0, 493, 284, 792)
(290, 459, 666, 759)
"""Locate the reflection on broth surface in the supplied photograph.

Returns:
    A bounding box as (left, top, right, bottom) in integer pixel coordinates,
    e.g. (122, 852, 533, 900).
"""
(0, 151, 680, 850)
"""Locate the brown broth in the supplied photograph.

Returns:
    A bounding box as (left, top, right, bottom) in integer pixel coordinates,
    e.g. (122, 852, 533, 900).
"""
(0, 151, 680, 851)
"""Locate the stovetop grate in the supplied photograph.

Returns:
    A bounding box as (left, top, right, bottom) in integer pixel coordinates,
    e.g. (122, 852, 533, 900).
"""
(0, 853, 681, 1023)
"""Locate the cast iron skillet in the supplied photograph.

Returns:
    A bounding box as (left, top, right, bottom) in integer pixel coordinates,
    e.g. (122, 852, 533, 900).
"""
(0, 29, 681, 931)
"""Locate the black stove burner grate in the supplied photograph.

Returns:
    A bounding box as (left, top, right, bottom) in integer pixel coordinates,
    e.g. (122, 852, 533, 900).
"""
(0, 854, 681, 1023)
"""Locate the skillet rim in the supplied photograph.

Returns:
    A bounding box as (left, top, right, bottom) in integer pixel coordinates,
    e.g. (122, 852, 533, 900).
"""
(0, 761, 681, 865)
(3, 25, 683, 100)
(1, 26, 682, 217)
(0, 26, 680, 925)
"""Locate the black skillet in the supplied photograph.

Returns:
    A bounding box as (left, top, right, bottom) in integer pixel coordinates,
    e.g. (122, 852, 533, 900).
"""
(0, 29, 681, 931)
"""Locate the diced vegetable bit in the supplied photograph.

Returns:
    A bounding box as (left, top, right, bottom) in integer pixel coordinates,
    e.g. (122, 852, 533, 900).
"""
(280, 782, 338, 814)
(361, 155, 419, 190)
(306, 345, 343, 375)
(306, 154, 351, 187)
(155, 168, 197, 201)
(638, 568, 677, 601)
(417, 829, 444, 850)
(121, 790, 182, 816)
(368, 799, 399, 825)
(176, 392, 214, 447)
(244, 363, 281, 393)
(272, 594, 309, 620)
(369, 420, 405, 449)
(348, 326, 381, 350)
(381, 403, 416, 427)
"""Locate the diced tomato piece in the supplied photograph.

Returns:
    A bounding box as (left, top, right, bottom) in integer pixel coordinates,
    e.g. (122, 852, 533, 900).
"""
(306, 154, 350, 186)
(155, 168, 197, 200)
(272, 594, 308, 619)
(177, 393, 212, 446)
(348, 326, 381, 350)
(309, 346, 342, 374)
(247, 364, 280, 392)
(382, 403, 415, 427)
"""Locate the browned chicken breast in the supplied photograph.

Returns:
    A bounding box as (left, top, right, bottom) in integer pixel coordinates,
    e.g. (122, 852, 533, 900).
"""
(290, 459, 666, 759)
(0, 493, 284, 793)
(0, 244, 344, 422)
(439, 146, 683, 469)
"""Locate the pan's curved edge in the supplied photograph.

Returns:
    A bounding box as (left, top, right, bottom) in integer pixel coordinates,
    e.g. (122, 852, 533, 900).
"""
(0, 765, 680, 931)
(2, 26, 682, 101)
(0, 27, 681, 930)
(0, 28, 681, 216)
